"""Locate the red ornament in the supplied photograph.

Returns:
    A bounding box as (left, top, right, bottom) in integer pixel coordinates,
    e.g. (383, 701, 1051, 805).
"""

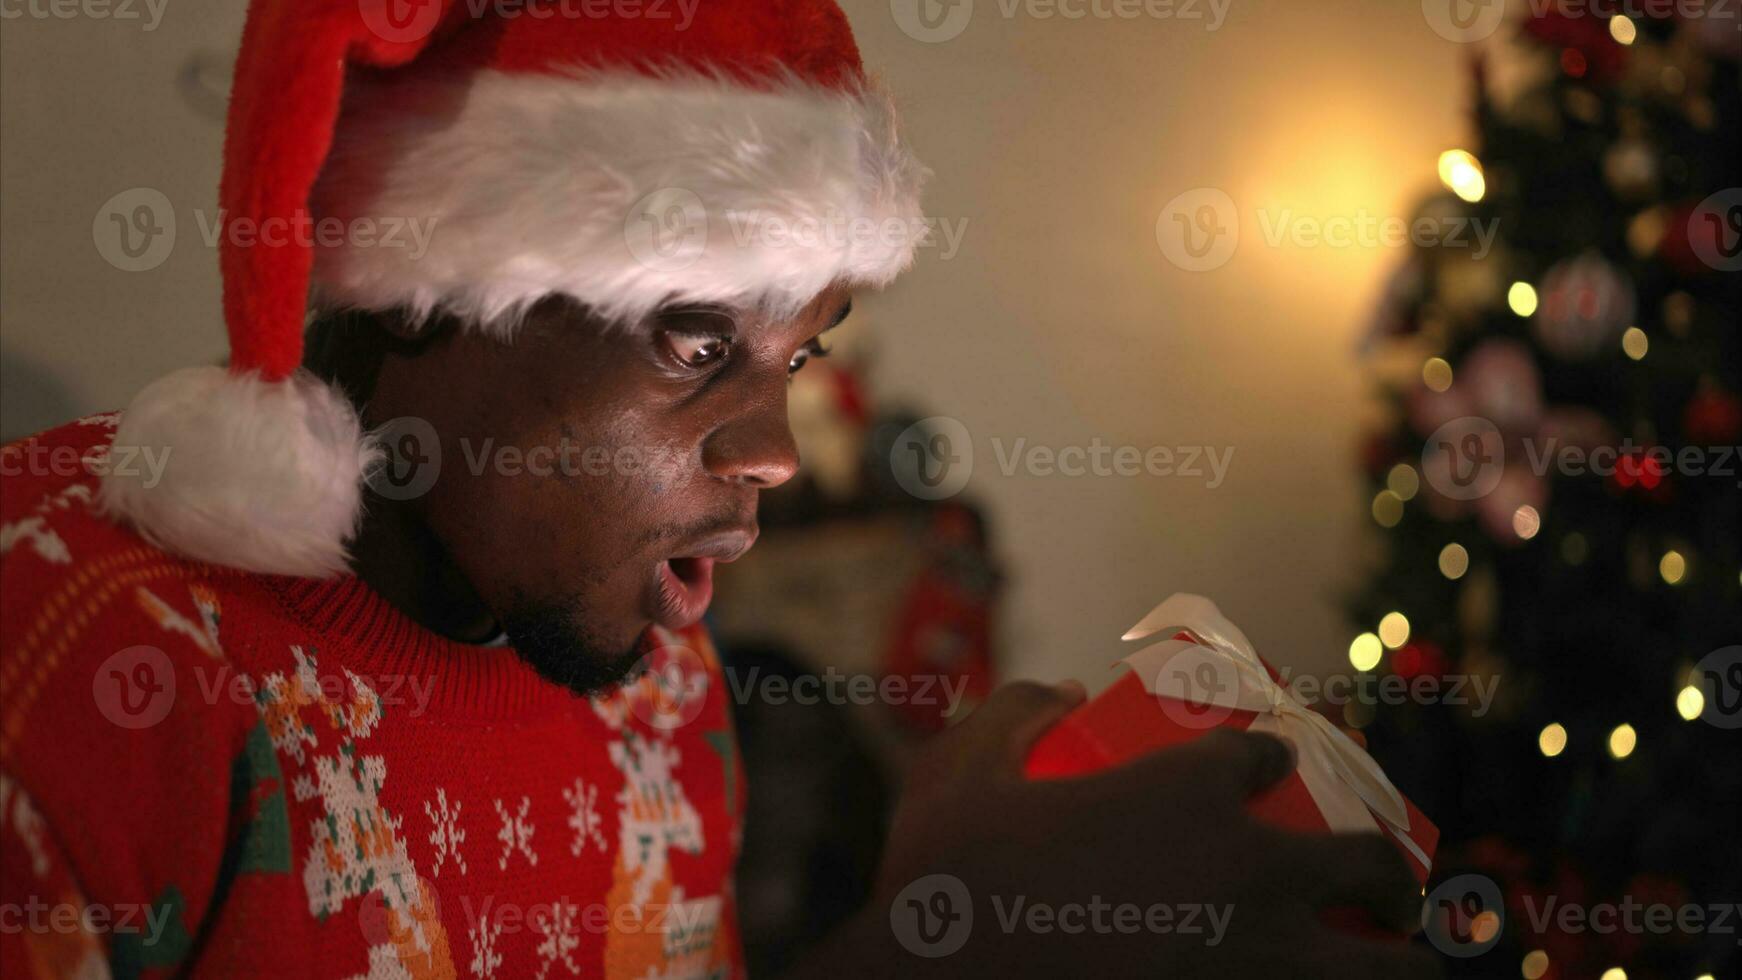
(1392, 641, 1448, 682)
(1523, 10, 1629, 81)
(1612, 450, 1665, 491)
(1684, 386, 1742, 444)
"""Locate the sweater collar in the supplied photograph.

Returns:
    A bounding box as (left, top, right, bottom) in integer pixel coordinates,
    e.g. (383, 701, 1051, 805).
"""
(262, 573, 587, 722)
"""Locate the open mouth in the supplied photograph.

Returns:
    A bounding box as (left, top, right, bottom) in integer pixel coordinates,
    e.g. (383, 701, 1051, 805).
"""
(648, 527, 757, 631)
(653, 556, 717, 630)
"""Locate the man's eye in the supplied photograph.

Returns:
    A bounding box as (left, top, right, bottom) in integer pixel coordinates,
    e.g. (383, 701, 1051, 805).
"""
(788, 341, 831, 376)
(664, 333, 731, 368)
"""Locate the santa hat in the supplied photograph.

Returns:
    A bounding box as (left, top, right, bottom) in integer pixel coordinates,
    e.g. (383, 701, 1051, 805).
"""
(100, 0, 928, 578)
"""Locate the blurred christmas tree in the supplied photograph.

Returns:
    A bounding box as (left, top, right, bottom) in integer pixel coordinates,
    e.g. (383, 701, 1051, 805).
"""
(1354, 8, 1740, 979)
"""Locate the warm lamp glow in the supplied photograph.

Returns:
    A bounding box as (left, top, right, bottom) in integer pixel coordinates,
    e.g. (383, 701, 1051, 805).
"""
(1622, 326, 1648, 360)
(1422, 357, 1454, 392)
(1677, 684, 1704, 721)
(1608, 723, 1637, 759)
(1387, 464, 1420, 501)
(1378, 612, 1411, 649)
(1660, 550, 1687, 585)
(1609, 16, 1637, 45)
(1521, 950, 1550, 979)
(1372, 490, 1404, 528)
(1513, 505, 1541, 540)
(1349, 633, 1383, 672)
(1539, 723, 1567, 758)
(1439, 543, 1469, 579)
(1508, 281, 1538, 316)
(1438, 149, 1486, 203)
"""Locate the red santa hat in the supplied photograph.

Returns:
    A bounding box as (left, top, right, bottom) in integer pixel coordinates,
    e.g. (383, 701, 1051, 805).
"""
(100, 0, 928, 578)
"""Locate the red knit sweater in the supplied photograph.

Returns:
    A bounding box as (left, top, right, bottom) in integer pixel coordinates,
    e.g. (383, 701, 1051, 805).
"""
(0, 416, 745, 980)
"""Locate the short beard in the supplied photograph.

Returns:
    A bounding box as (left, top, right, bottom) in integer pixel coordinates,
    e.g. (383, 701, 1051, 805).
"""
(499, 595, 647, 698)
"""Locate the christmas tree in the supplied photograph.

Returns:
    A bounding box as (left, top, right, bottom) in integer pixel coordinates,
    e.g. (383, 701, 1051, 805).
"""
(1354, 8, 1740, 979)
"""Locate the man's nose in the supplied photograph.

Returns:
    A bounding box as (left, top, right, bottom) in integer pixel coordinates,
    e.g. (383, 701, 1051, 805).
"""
(701, 397, 800, 489)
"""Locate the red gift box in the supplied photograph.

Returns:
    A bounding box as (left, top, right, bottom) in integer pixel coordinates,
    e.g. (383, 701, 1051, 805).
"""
(1025, 595, 1438, 936)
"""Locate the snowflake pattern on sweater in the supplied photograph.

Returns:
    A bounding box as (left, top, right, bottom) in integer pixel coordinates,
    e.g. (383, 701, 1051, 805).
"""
(0, 419, 745, 980)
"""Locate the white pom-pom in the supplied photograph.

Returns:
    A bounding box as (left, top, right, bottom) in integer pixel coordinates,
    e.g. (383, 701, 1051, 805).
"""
(99, 366, 381, 578)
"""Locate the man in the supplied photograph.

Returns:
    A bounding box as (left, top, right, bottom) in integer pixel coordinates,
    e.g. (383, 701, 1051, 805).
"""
(0, 1, 1436, 977)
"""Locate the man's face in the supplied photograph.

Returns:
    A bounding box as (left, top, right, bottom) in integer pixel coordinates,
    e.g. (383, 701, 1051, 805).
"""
(364, 284, 851, 692)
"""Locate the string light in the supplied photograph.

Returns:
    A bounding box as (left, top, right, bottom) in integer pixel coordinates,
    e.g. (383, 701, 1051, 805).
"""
(1677, 684, 1705, 721)
(1387, 464, 1420, 501)
(1378, 612, 1411, 649)
(1422, 357, 1454, 392)
(1622, 326, 1648, 360)
(1608, 723, 1637, 760)
(1372, 490, 1404, 528)
(1538, 722, 1568, 758)
(1660, 550, 1687, 585)
(1521, 950, 1550, 979)
(1508, 281, 1539, 317)
(1599, 969, 1626, 980)
(1609, 15, 1637, 45)
(1349, 633, 1383, 672)
(1513, 505, 1542, 540)
(1437, 149, 1486, 203)
(1439, 543, 1469, 580)
(1562, 532, 1588, 566)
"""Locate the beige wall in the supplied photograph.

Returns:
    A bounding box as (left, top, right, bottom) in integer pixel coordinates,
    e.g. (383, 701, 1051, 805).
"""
(1, 1, 1467, 683)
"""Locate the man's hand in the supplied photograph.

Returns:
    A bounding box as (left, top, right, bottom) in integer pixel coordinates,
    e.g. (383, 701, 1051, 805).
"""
(852, 681, 1440, 979)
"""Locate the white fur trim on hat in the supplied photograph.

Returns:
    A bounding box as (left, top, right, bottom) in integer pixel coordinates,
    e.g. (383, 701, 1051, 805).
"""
(99, 366, 382, 578)
(309, 69, 930, 332)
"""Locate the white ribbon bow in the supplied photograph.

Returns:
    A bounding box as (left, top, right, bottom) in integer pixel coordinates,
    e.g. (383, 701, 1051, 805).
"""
(1121, 593, 1430, 870)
